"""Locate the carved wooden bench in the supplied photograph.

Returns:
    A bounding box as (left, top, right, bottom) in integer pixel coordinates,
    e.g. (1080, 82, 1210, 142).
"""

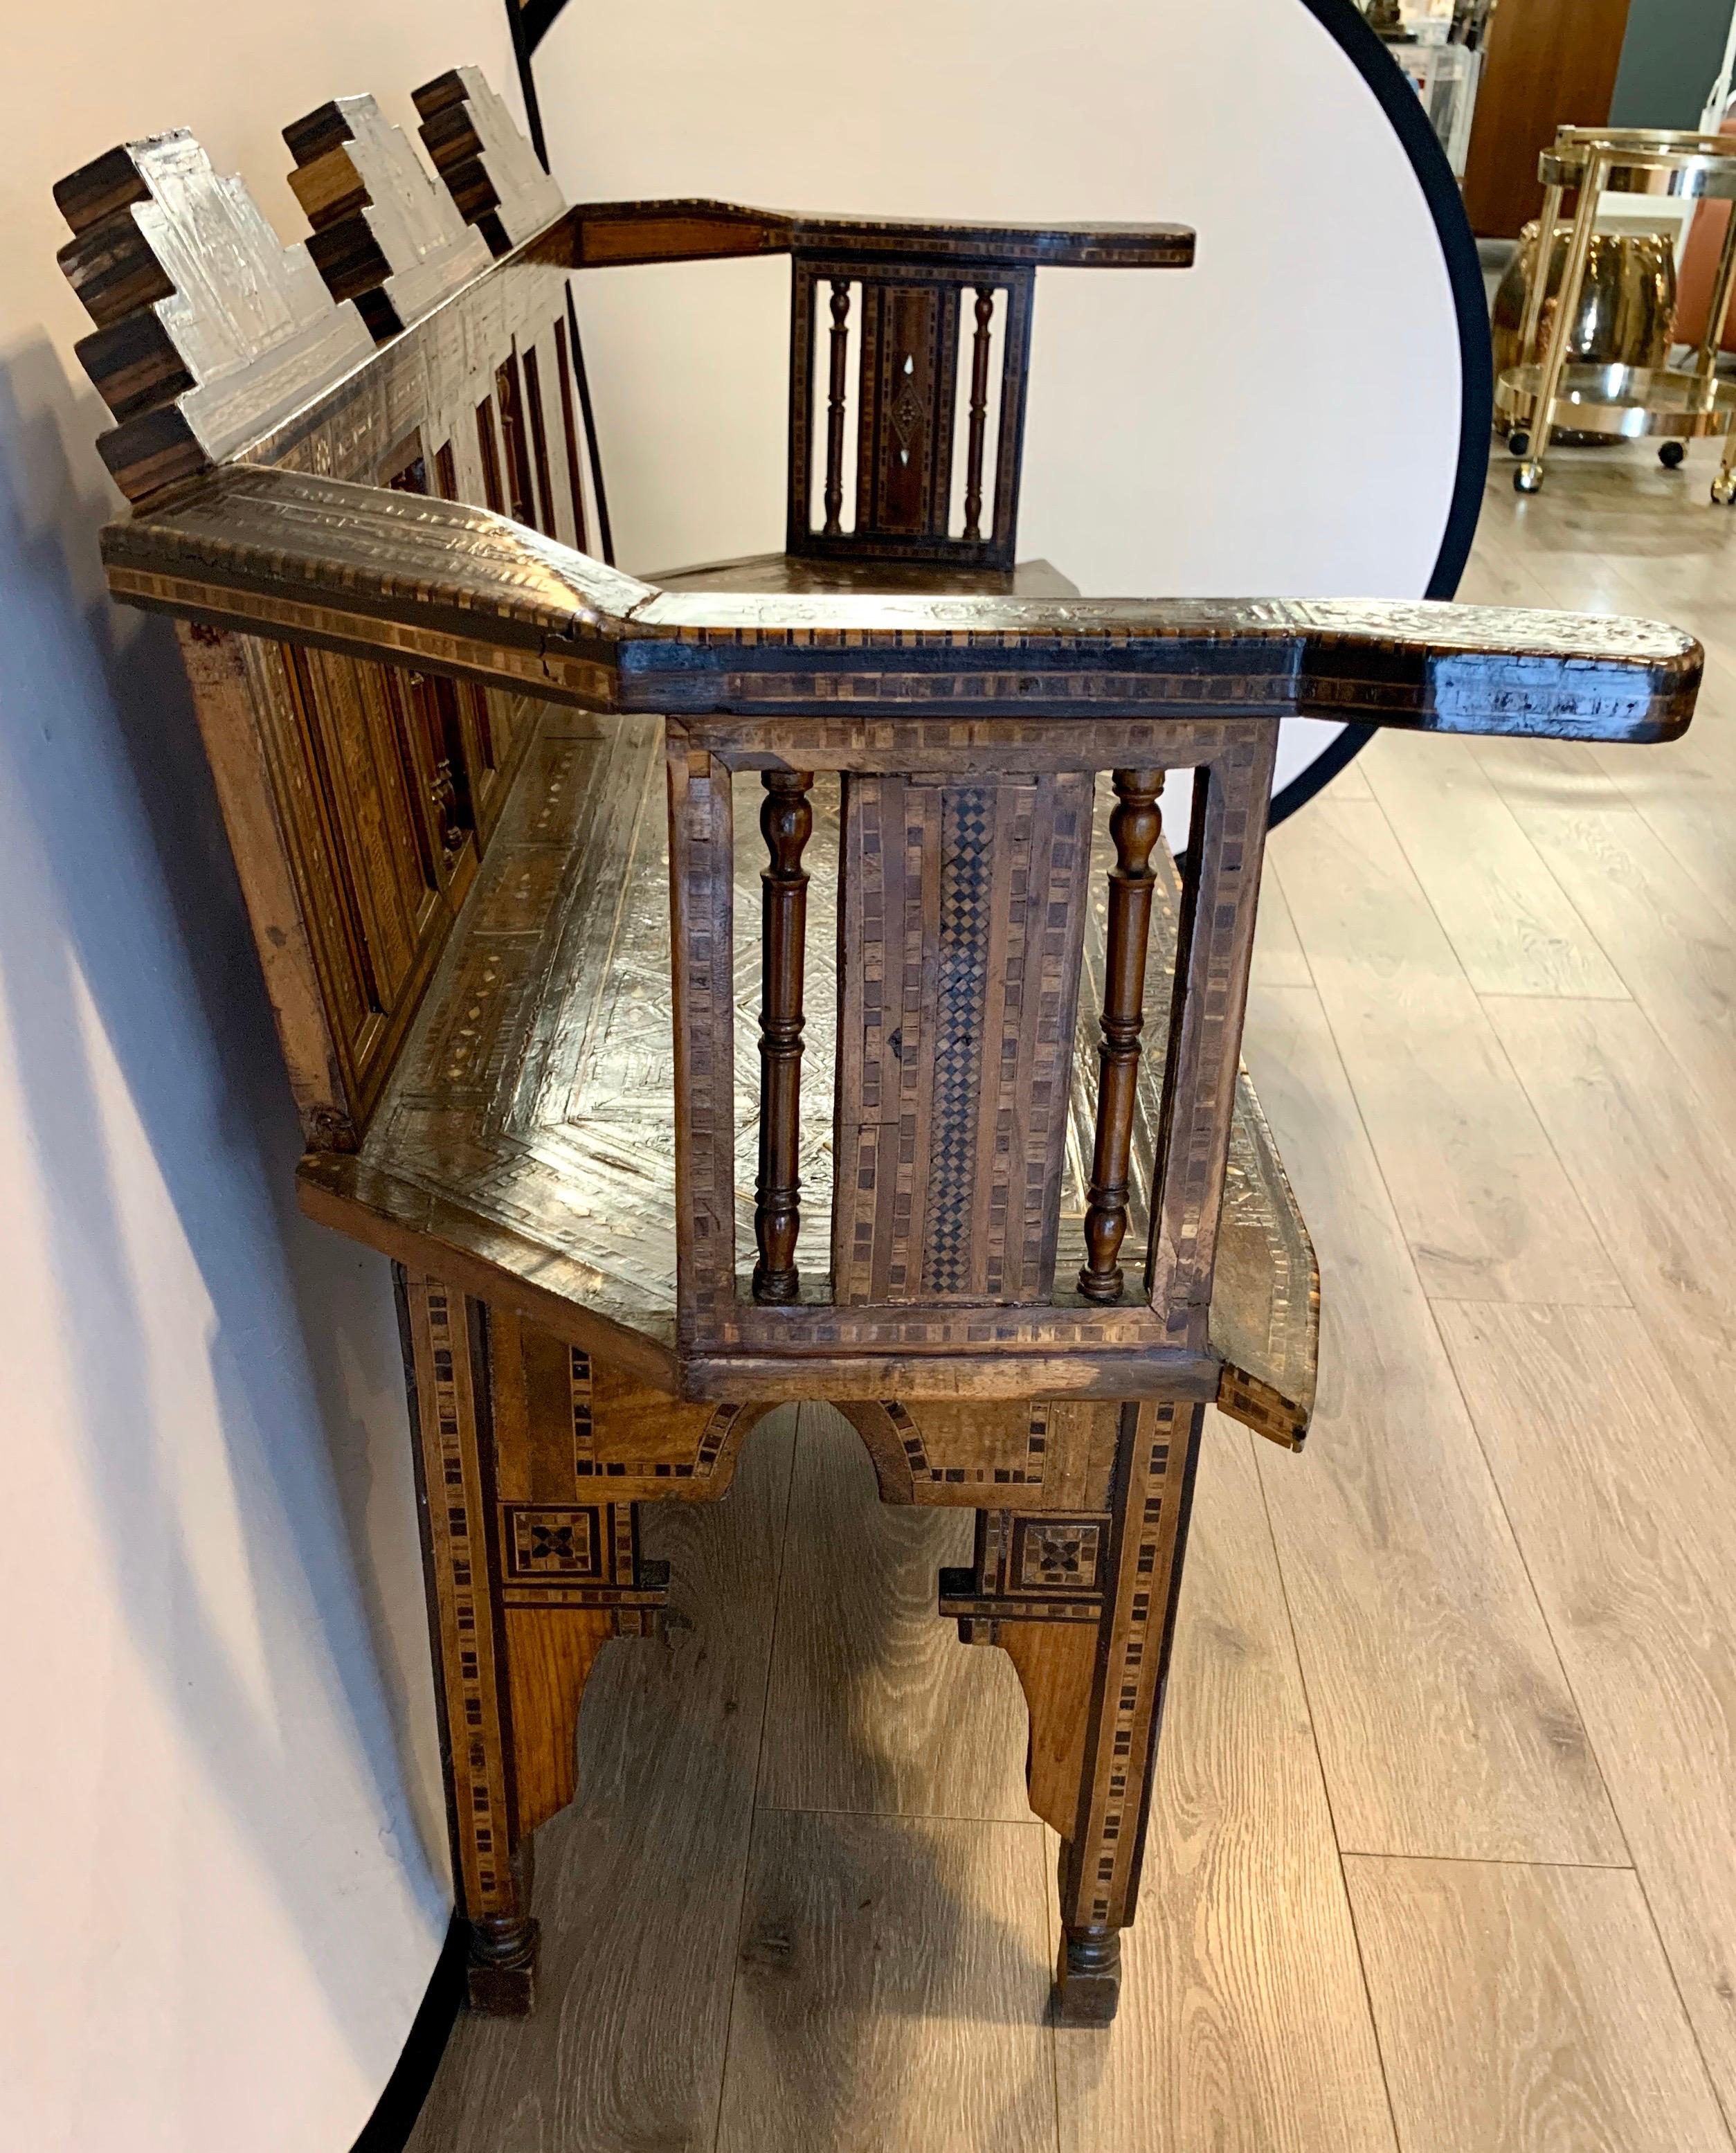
(56, 67, 1701, 2027)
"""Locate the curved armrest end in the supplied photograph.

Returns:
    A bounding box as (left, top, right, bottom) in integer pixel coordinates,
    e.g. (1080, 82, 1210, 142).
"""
(1293, 598, 1701, 744)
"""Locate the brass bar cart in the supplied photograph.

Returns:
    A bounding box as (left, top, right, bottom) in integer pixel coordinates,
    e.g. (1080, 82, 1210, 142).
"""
(1499, 125, 1736, 501)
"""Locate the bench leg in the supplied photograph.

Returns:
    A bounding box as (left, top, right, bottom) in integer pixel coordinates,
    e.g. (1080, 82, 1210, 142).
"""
(942, 1398, 1206, 2026)
(464, 1839, 539, 2015)
(1056, 1398, 1204, 2024)
(396, 1267, 671, 2015)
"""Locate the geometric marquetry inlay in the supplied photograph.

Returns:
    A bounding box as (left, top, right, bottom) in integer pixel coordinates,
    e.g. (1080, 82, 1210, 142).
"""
(1019, 1519, 1102, 1592)
(1069, 1398, 1199, 1932)
(507, 1507, 597, 1578)
(833, 771, 1094, 1307)
(336, 712, 1314, 1443)
(64, 58, 1687, 2039)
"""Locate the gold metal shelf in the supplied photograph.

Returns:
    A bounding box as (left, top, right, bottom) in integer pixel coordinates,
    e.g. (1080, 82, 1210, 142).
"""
(1498, 361, 1736, 438)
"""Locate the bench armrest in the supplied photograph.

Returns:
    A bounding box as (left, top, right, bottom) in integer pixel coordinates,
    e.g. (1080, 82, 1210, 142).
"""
(103, 466, 1699, 744)
(548, 199, 1195, 271)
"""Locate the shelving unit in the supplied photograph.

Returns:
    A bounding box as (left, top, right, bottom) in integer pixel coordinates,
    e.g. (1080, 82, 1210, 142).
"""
(1499, 126, 1736, 500)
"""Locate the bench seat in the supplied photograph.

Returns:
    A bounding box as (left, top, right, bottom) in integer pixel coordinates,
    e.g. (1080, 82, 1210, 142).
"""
(651, 552, 1080, 599)
(298, 700, 1318, 1442)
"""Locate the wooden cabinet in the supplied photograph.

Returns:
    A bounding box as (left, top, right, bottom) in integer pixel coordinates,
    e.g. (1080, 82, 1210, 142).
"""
(1463, 0, 1634, 236)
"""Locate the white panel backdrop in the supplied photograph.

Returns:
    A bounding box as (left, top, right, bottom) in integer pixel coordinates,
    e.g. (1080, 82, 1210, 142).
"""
(534, 0, 1469, 801)
(0, 11, 522, 2153)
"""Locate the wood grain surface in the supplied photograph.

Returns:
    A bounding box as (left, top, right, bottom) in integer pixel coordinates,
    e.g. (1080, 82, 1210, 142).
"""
(555, 197, 1196, 271)
(1238, 984, 1623, 1862)
(1484, 996, 1736, 1444)
(1358, 731, 1627, 998)
(1345, 1857, 1728, 2153)
(757, 1408, 1034, 1821)
(1249, 870, 1312, 989)
(1271, 796, 1627, 1305)
(1508, 797, 1736, 1112)
(1056, 1426, 1398, 2153)
(719, 1810, 1058, 2153)
(1436, 1301, 1736, 2119)
(1461, 0, 1629, 238)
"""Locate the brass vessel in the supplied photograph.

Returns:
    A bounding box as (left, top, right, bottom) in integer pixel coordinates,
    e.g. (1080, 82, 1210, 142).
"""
(1494, 221, 1676, 444)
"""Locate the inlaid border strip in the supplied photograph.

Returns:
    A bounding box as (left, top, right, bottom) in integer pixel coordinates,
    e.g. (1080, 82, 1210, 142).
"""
(400, 1267, 518, 1918)
(1066, 1398, 1204, 1930)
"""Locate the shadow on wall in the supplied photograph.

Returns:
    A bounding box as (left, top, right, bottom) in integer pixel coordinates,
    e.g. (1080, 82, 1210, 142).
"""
(0, 336, 449, 2058)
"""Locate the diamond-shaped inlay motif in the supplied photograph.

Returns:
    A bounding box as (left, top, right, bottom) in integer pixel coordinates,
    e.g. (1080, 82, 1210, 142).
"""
(509, 1506, 597, 1576)
(889, 371, 926, 446)
(1020, 1522, 1101, 1591)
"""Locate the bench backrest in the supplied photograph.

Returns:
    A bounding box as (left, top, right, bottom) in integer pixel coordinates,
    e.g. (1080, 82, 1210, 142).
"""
(785, 247, 1036, 569)
(58, 75, 593, 1146)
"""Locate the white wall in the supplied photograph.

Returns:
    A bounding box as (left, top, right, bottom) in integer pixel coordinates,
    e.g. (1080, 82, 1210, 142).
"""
(0, 11, 523, 2152)
(536, 0, 1467, 798)
(0, 8, 1467, 2149)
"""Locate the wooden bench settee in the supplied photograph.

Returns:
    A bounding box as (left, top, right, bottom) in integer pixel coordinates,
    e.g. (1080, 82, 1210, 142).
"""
(54, 67, 1700, 2024)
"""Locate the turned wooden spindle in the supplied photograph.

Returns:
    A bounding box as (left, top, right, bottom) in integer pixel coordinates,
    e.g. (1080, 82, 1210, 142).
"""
(753, 770, 815, 1303)
(962, 285, 995, 543)
(823, 280, 851, 536)
(1078, 769, 1164, 1302)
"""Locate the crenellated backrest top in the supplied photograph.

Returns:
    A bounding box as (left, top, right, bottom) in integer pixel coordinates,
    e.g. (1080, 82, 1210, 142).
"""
(57, 70, 577, 508)
(412, 65, 565, 258)
(283, 92, 491, 341)
(56, 128, 377, 501)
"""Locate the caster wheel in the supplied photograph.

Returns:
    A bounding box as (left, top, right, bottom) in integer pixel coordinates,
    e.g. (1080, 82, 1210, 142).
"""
(1514, 463, 1543, 495)
(1659, 441, 1686, 469)
(1508, 430, 1530, 457)
(1713, 473, 1736, 506)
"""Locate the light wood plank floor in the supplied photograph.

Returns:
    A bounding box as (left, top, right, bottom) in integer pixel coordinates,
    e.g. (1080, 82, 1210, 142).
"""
(409, 442, 1736, 2152)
